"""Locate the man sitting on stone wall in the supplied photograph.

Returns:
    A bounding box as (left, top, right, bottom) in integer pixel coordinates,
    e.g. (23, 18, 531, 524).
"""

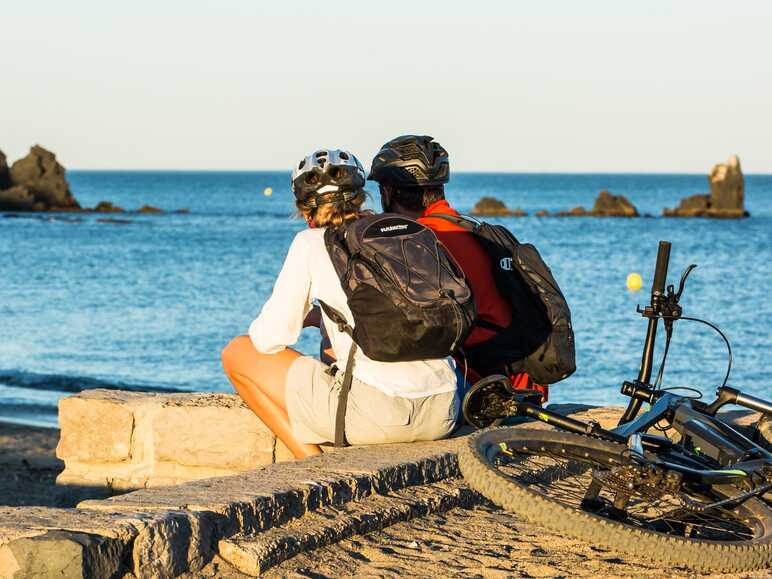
(367, 135, 548, 403)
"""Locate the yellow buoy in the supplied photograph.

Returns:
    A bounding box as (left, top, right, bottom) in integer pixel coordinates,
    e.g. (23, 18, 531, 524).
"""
(263, 187, 273, 197)
(626, 272, 643, 291)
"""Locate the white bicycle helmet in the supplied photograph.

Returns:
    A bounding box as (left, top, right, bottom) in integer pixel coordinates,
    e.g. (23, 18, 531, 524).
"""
(291, 149, 366, 208)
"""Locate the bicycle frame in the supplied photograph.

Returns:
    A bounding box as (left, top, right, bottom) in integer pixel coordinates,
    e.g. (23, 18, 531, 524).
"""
(500, 240, 772, 490)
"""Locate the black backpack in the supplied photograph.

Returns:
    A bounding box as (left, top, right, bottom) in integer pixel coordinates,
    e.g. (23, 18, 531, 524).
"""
(432, 214, 576, 385)
(320, 213, 476, 445)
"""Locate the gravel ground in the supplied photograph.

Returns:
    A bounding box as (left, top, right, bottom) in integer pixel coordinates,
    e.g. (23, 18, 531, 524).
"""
(0, 422, 63, 508)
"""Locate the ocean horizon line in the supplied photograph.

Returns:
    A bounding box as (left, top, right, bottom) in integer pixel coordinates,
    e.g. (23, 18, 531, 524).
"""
(67, 168, 772, 177)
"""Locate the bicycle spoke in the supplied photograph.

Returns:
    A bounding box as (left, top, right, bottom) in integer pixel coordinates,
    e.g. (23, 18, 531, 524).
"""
(495, 443, 757, 542)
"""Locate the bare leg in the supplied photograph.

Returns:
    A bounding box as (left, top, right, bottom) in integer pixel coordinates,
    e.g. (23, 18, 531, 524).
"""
(221, 336, 322, 459)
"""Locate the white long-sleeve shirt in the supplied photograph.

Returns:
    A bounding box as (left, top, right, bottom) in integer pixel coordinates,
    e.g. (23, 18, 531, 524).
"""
(249, 227, 457, 398)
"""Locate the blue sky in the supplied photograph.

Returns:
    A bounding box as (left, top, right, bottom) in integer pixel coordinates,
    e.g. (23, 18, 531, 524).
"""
(2, 1, 771, 172)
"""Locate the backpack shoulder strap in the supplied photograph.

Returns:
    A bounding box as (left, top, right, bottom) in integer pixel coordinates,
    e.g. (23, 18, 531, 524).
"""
(427, 213, 480, 231)
(318, 301, 353, 337)
(317, 300, 356, 447)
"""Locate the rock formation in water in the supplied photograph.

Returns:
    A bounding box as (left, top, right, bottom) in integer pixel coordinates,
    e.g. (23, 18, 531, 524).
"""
(4, 145, 81, 210)
(0, 150, 12, 190)
(557, 191, 638, 217)
(557, 206, 589, 217)
(0, 145, 185, 214)
(138, 204, 163, 214)
(94, 201, 125, 213)
(590, 190, 638, 217)
(471, 196, 527, 217)
(664, 155, 748, 218)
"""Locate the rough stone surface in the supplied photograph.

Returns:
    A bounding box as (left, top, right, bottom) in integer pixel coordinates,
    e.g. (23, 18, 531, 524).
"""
(470, 196, 524, 217)
(665, 155, 748, 218)
(0, 506, 217, 579)
(0, 186, 35, 212)
(132, 511, 214, 579)
(153, 405, 274, 469)
(56, 390, 278, 491)
(0, 151, 11, 190)
(710, 154, 744, 211)
(0, 506, 150, 578)
(218, 480, 478, 576)
(4, 401, 768, 578)
(138, 204, 163, 214)
(558, 205, 589, 217)
(57, 395, 134, 464)
(93, 201, 125, 213)
(0, 531, 123, 579)
(8, 146, 80, 210)
(590, 190, 638, 217)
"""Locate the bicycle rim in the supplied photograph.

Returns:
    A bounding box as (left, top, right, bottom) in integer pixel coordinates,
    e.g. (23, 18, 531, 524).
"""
(459, 427, 772, 572)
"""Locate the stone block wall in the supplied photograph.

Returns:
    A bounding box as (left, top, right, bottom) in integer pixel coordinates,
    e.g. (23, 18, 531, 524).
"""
(56, 389, 296, 491)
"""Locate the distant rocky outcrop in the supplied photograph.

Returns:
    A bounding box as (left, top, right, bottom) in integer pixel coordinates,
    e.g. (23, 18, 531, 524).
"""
(0, 186, 36, 211)
(664, 155, 748, 218)
(471, 196, 527, 217)
(0, 150, 12, 189)
(138, 204, 163, 214)
(4, 145, 80, 211)
(556, 191, 638, 217)
(94, 201, 125, 213)
(557, 206, 589, 217)
(0, 145, 187, 214)
(590, 190, 638, 217)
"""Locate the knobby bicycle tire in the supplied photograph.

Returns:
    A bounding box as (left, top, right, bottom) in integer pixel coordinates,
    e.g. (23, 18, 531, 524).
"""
(458, 427, 772, 572)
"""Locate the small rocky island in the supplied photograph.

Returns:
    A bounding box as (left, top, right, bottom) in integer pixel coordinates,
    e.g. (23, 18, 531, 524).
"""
(470, 155, 748, 220)
(664, 155, 748, 218)
(0, 145, 185, 215)
(472, 191, 639, 218)
(558, 191, 639, 217)
(0, 146, 80, 211)
(471, 196, 527, 217)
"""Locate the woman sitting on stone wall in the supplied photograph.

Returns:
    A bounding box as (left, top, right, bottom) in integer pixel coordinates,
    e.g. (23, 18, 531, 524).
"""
(221, 149, 459, 459)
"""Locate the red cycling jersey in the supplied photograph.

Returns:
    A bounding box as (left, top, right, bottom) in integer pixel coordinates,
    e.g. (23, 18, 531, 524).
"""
(419, 200, 548, 401)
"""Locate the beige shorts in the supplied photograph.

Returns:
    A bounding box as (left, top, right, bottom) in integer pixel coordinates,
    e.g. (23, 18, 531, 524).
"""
(285, 356, 459, 446)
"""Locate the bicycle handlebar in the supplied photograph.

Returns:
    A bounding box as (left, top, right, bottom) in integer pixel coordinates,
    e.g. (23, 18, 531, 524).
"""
(652, 240, 671, 296)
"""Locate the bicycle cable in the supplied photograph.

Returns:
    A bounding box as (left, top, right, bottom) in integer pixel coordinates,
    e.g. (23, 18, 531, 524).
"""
(659, 385, 703, 399)
(652, 324, 673, 391)
(645, 314, 733, 391)
(680, 316, 734, 389)
(649, 314, 728, 433)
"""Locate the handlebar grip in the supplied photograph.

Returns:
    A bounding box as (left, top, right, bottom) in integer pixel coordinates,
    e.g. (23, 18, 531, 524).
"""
(652, 241, 671, 295)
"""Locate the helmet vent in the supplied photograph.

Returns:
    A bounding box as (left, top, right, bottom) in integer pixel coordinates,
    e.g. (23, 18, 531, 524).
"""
(339, 151, 350, 160)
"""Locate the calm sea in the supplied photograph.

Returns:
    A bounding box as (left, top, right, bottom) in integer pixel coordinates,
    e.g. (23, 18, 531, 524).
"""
(1, 171, 770, 427)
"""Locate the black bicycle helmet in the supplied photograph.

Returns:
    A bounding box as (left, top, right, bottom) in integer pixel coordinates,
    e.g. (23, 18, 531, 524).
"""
(367, 135, 449, 187)
(291, 149, 366, 208)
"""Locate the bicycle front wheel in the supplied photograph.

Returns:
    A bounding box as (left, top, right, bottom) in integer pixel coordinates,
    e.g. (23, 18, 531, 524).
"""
(459, 427, 772, 573)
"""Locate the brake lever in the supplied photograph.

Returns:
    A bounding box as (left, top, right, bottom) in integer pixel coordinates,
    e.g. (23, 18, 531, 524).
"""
(675, 264, 697, 302)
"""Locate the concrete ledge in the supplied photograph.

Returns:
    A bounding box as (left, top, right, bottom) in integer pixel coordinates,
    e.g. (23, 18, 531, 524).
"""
(2, 433, 467, 578)
(0, 404, 627, 578)
(4, 396, 767, 578)
(218, 479, 480, 576)
(56, 390, 296, 491)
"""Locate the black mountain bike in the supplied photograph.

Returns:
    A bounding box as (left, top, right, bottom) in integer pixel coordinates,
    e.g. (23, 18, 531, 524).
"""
(458, 241, 772, 572)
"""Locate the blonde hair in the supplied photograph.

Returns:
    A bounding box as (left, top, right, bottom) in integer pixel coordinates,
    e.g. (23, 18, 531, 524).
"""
(297, 189, 370, 228)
